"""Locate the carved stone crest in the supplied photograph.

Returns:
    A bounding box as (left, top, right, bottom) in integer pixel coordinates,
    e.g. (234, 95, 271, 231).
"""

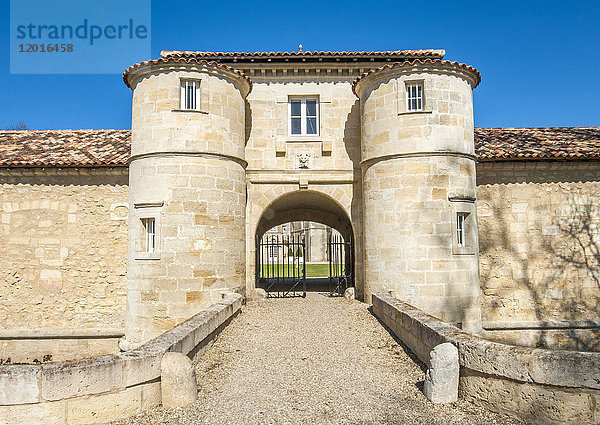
(297, 152, 311, 169)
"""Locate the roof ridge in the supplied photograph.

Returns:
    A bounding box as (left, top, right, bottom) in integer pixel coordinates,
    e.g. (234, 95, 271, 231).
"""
(160, 49, 446, 57)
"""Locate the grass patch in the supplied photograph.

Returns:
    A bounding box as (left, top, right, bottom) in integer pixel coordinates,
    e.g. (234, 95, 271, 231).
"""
(260, 263, 344, 278)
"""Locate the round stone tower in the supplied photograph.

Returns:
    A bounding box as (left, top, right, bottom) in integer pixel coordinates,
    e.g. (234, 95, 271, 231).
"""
(122, 57, 251, 347)
(353, 59, 482, 331)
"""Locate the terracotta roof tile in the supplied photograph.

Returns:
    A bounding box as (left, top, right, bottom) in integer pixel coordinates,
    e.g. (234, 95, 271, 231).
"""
(160, 49, 446, 59)
(475, 127, 600, 161)
(0, 127, 599, 168)
(123, 59, 252, 90)
(352, 59, 482, 92)
(0, 129, 130, 167)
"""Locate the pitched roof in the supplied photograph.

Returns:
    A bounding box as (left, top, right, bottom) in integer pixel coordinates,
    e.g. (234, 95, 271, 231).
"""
(475, 127, 600, 161)
(0, 127, 599, 168)
(0, 129, 130, 167)
(159, 49, 446, 62)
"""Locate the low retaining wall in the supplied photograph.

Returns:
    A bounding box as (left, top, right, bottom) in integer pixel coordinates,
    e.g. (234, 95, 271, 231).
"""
(373, 292, 600, 425)
(0, 329, 124, 364)
(482, 320, 600, 352)
(0, 293, 242, 425)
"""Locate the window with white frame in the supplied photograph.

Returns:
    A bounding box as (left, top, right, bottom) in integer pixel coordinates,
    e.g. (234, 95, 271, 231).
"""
(405, 81, 423, 112)
(180, 79, 200, 111)
(289, 97, 319, 136)
(141, 218, 156, 253)
(268, 245, 278, 260)
(456, 212, 468, 248)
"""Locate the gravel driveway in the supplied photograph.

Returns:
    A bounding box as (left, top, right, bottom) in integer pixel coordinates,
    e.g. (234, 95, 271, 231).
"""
(114, 293, 524, 425)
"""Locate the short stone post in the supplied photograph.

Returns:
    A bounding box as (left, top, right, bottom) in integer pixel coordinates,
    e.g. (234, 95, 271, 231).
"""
(423, 342, 459, 403)
(344, 287, 355, 300)
(160, 352, 198, 408)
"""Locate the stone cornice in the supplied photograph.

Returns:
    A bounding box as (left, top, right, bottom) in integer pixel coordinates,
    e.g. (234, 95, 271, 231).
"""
(353, 59, 482, 97)
(123, 59, 252, 96)
(128, 151, 247, 168)
(361, 151, 477, 170)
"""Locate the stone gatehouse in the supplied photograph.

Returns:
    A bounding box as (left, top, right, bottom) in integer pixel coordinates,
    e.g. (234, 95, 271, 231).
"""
(1, 49, 600, 357)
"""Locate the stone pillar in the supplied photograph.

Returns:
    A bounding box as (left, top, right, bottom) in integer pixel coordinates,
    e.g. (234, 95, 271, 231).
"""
(354, 60, 482, 330)
(121, 59, 251, 348)
(423, 342, 459, 403)
(161, 352, 198, 408)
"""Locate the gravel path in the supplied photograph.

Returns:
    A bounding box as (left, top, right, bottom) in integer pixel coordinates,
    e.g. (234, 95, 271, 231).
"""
(115, 293, 524, 425)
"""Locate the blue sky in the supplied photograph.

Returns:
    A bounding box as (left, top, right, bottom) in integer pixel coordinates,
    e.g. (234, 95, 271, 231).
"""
(1, 0, 599, 130)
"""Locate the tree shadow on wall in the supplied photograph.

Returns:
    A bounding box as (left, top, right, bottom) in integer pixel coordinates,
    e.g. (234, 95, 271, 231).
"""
(479, 186, 600, 351)
(541, 199, 600, 351)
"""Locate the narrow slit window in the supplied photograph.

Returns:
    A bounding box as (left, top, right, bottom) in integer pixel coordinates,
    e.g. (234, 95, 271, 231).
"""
(180, 79, 200, 111)
(406, 81, 423, 112)
(142, 218, 156, 253)
(456, 213, 468, 248)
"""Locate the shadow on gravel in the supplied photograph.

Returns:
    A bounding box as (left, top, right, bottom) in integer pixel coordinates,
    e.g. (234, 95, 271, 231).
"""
(368, 306, 428, 376)
(369, 309, 438, 400)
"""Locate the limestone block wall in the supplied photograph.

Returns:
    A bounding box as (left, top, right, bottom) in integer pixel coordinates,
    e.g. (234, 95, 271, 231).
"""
(244, 79, 361, 172)
(243, 75, 363, 297)
(124, 62, 250, 347)
(355, 62, 481, 329)
(477, 161, 600, 349)
(126, 157, 246, 346)
(0, 168, 128, 336)
(373, 292, 600, 425)
(0, 293, 242, 425)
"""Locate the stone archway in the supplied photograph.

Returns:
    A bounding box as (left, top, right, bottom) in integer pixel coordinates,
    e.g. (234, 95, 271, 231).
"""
(248, 190, 360, 298)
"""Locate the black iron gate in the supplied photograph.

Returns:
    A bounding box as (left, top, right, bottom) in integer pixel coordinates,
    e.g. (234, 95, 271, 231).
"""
(328, 233, 354, 296)
(256, 233, 306, 297)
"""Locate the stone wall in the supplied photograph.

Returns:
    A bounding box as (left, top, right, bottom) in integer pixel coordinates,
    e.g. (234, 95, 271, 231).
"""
(125, 62, 250, 348)
(243, 74, 364, 299)
(373, 292, 600, 425)
(477, 161, 600, 349)
(355, 62, 481, 330)
(0, 293, 242, 425)
(0, 168, 128, 337)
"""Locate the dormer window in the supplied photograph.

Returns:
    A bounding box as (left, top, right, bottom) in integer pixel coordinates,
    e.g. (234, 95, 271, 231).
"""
(289, 97, 319, 136)
(405, 81, 423, 112)
(180, 79, 200, 111)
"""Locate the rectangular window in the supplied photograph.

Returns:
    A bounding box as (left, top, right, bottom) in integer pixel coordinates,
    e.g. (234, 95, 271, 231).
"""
(268, 245, 278, 259)
(406, 81, 423, 112)
(456, 212, 468, 248)
(141, 218, 156, 253)
(180, 79, 200, 111)
(289, 97, 319, 136)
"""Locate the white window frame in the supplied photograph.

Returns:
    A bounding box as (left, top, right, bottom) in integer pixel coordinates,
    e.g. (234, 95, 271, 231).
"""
(405, 81, 424, 112)
(450, 201, 476, 255)
(180, 79, 201, 111)
(141, 217, 156, 253)
(268, 245, 278, 260)
(456, 212, 468, 248)
(288, 96, 319, 136)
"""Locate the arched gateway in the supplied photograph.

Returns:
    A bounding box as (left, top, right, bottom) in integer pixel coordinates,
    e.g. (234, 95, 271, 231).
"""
(120, 49, 482, 349)
(253, 190, 356, 297)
